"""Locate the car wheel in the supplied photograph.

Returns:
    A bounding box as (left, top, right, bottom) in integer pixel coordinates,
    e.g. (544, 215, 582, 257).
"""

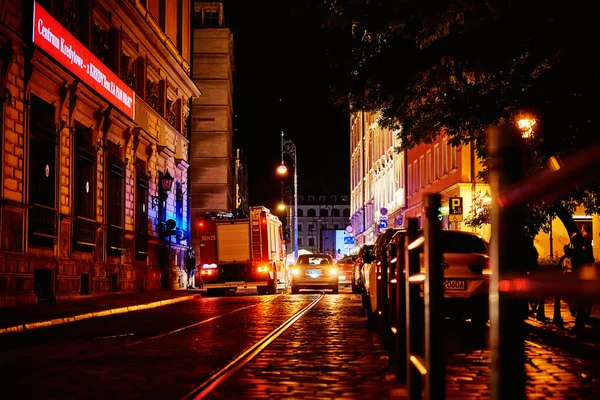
(351, 280, 361, 294)
(332, 286, 339, 294)
(291, 286, 299, 294)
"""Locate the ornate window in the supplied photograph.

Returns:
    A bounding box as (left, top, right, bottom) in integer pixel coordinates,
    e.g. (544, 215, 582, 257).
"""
(182, 109, 189, 138)
(92, 23, 111, 66)
(175, 182, 184, 228)
(146, 80, 159, 113)
(73, 125, 97, 252)
(121, 55, 136, 90)
(136, 160, 149, 258)
(166, 99, 176, 128)
(28, 95, 58, 247)
(107, 143, 125, 255)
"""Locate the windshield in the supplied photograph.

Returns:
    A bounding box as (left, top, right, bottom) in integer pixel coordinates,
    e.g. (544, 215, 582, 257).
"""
(414, 231, 488, 254)
(442, 231, 488, 254)
(296, 255, 333, 266)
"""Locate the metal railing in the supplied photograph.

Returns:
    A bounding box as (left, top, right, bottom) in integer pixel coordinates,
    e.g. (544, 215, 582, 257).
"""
(390, 194, 445, 399)
(488, 125, 600, 400)
(383, 124, 600, 400)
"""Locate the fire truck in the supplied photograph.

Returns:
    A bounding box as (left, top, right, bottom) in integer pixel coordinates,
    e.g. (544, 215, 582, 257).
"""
(196, 206, 287, 295)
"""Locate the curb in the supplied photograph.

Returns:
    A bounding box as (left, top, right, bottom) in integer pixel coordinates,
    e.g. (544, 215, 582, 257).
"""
(0, 294, 199, 336)
(525, 318, 600, 359)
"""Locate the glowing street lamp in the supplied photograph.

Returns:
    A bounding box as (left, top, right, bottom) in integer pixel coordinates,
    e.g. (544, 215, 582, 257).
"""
(277, 163, 288, 175)
(276, 132, 298, 260)
(517, 117, 536, 139)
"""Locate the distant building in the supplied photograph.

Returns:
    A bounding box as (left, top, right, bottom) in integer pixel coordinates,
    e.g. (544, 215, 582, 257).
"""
(350, 111, 406, 250)
(287, 194, 351, 258)
(190, 1, 235, 215)
(0, 0, 201, 306)
(404, 135, 490, 241)
(349, 110, 491, 256)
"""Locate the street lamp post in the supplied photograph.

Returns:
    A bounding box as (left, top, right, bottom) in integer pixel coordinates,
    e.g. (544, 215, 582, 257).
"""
(277, 132, 298, 260)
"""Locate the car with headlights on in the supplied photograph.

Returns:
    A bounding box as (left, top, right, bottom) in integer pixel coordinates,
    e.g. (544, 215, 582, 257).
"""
(289, 253, 339, 294)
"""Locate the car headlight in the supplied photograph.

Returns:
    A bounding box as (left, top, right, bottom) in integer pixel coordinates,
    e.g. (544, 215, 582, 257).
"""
(329, 268, 338, 275)
(292, 268, 300, 276)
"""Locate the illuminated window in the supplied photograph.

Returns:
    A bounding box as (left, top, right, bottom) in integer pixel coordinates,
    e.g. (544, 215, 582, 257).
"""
(420, 156, 425, 189)
(426, 150, 432, 185)
(451, 145, 458, 170)
(176, 182, 184, 228)
(434, 144, 440, 180)
(407, 164, 412, 194)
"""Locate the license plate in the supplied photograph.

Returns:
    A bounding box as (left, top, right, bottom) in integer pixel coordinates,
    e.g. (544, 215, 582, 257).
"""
(306, 269, 323, 276)
(443, 280, 466, 291)
(338, 275, 346, 280)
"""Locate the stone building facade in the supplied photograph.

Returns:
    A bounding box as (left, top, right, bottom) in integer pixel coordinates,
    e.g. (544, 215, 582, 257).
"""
(349, 110, 490, 255)
(0, 0, 200, 307)
(350, 111, 406, 249)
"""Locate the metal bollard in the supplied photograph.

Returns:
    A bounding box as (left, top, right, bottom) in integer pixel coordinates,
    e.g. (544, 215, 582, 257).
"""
(392, 231, 407, 382)
(488, 124, 527, 400)
(387, 238, 398, 368)
(378, 237, 390, 346)
(405, 218, 422, 399)
(423, 194, 444, 400)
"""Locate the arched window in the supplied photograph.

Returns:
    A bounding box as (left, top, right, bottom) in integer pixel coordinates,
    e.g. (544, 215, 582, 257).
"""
(343, 208, 350, 217)
(297, 209, 304, 217)
(308, 208, 316, 217)
(320, 209, 328, 217)
(333, 209, 340, 217)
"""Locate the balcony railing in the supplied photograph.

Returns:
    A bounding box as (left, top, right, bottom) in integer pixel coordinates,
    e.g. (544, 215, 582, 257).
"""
(107, 225, 125, 256)
(74, 216, 98, 252)
(136, 233, 148, 259)
(29, 204, 58, 247)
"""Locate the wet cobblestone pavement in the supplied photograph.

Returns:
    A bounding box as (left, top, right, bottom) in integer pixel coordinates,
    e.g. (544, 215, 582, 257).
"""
(208, 294, 405, 399)
(1, 289, 598, 399)
(208, 293, 600, 400)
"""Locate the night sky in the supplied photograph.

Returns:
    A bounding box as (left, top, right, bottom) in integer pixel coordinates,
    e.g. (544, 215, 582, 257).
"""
(221, 1, 349, 210)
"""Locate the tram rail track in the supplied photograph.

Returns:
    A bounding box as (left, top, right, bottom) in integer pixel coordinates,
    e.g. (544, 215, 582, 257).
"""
(181, 292, 325, 400)
(3, 294, 283, 373)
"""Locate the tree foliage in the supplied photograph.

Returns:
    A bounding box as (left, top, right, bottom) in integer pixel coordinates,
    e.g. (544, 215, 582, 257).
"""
(318, 0, 599, 237)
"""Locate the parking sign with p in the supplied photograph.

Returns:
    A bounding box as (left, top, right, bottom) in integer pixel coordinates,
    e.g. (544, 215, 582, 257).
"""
(449, 197, 463, 215)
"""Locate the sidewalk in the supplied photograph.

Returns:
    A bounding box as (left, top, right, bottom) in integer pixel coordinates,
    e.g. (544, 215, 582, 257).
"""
(0, 289, 201, 335)
(525, 298, 600, 355)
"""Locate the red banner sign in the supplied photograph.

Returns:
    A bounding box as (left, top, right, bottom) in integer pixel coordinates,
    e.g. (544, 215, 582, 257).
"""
(32, 2, 135, 119)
